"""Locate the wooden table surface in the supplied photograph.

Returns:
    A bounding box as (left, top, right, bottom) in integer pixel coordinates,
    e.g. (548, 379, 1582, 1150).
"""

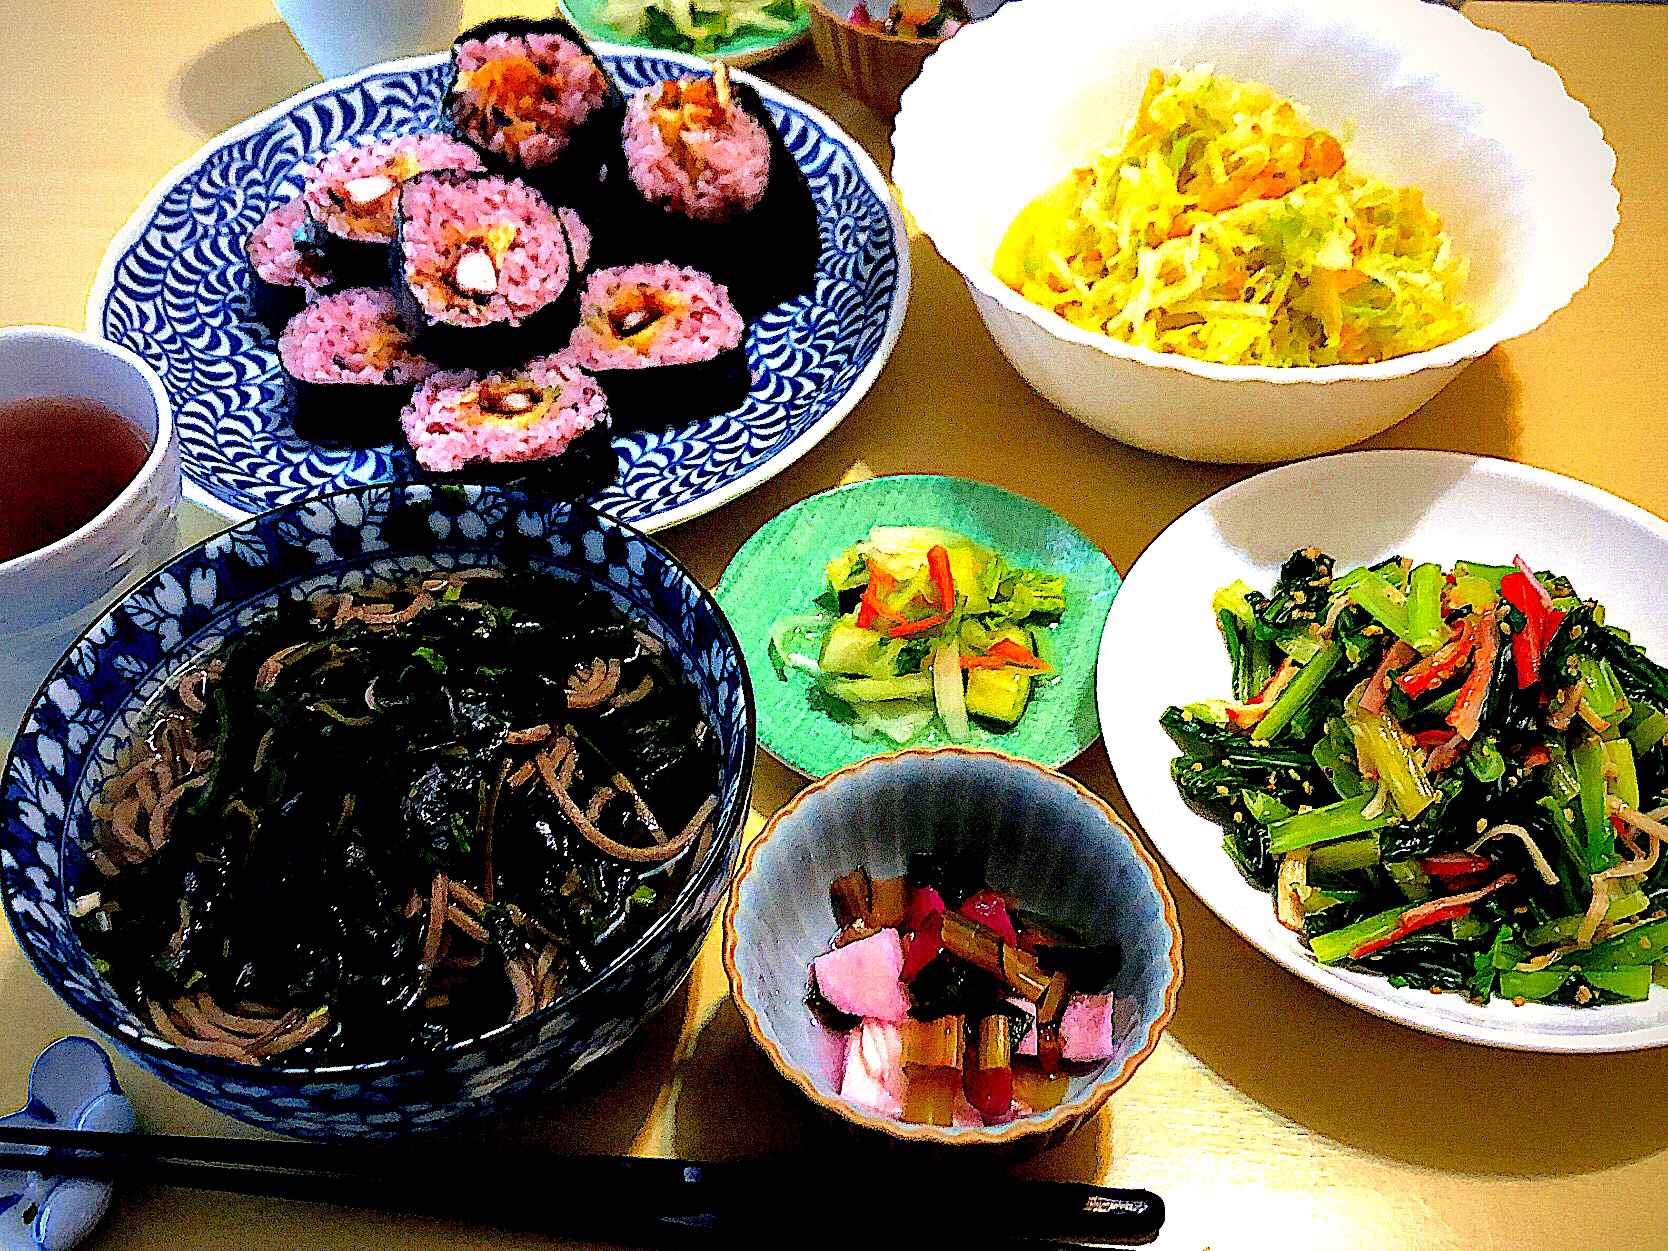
(3, 1, 1667, 1247)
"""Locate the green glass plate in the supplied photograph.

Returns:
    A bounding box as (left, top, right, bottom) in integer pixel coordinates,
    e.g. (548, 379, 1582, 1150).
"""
(559, 0, 812, 68)
(715, 474, 1120, 777)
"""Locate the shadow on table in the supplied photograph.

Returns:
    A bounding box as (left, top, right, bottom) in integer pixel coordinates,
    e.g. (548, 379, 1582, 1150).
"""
(452, 979, 693, 1157)
(169, 23, 321, 138)
(1360, 349, 1521, 461)
(1161, 871, 1668, 1179)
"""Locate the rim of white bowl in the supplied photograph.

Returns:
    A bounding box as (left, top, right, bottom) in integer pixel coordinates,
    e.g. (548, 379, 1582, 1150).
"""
(0, 327, 175, 578)
(722, 745, 1184, 1145)
(892, 0, 1619, 386)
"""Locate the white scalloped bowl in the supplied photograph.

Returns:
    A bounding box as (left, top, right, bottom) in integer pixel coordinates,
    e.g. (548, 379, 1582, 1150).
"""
(891, 0, 1618, 463)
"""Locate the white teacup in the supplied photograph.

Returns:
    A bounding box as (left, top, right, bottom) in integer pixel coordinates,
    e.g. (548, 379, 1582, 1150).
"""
(0, 328, 180, 745)
(275, 0, 465, 79)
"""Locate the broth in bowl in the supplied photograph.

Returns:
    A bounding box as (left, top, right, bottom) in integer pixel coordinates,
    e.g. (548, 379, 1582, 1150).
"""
(77, 565, 720, 1067)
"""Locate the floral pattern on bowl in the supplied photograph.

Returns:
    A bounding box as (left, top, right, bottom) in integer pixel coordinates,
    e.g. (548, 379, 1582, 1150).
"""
(88, 49, 907, 531)
(0, 483, 754, 1138)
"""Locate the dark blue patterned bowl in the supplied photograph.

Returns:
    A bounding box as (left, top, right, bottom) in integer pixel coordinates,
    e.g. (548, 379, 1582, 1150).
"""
(0, 483, 754, 1138)
(88, 48, 907, 532)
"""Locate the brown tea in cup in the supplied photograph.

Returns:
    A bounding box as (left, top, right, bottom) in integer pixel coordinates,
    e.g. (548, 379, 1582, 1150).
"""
(0, 397, 152, 563)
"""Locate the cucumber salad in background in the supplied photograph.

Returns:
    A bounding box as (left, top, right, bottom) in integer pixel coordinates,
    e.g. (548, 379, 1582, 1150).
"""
(1164, 549, 1668, 1007)
(771, 526, 1068, 744)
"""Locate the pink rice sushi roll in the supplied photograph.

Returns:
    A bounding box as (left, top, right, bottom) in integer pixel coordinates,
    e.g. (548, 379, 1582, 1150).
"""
(565, 262, 750, 428)
(299, 133, 483, 285)
(390, 171, 585, 366)
(245, 197, 332, 335)
(442, 17, 623, 200)
(604, 69, 818, 318)
(400, 352, 616, 497)
(277, 288, 435, 447)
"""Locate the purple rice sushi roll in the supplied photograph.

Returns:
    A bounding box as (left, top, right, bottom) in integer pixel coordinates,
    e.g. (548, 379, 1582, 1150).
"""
(401, 352, 617, 497)
(602, 68, 819, 319)
(245, 197, 332, 335)
(278, 288, 435, 447)
(442, 17, 624, 203)
(566, 262, 750, 428)
(299, 133, 483, 286)
(390, 171, 584, 367)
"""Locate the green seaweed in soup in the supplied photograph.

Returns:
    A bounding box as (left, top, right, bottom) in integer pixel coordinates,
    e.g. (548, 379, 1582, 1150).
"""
(74, 566, 720, 1065)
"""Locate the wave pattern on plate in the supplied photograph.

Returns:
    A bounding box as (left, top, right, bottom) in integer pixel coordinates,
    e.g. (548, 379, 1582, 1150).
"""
(95, 56, 901, 529)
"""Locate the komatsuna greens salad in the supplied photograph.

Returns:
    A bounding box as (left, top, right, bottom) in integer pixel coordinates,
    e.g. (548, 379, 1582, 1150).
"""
(1163, 549, 1668, 1007)
(771, 526, 1066, 744)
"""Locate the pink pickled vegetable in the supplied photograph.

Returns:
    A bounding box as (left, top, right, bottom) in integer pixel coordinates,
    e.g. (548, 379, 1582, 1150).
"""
(1007, 997, 1038, 1056)
(813, 929, 909, 1022)
(1060, 993, 1117, 1062)
(906, 885, 945, 931)
(958, 889, 1017, 946)
(899, 912, 944, 983)
(839, 1019, 904, 1118)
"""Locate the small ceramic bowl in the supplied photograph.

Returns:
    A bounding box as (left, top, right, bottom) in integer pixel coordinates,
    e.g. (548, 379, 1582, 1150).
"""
(808, 0, 1006, 116)
(0, 482, 754, 1138)
(0, 328, 179, 743)
(723, 747, 1181, 1151)
(892, 0, 1618, 462)
(808, 0, 948, 116)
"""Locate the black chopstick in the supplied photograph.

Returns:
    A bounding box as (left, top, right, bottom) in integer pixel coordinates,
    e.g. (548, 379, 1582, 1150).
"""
(0, 1125, 1164, 1246)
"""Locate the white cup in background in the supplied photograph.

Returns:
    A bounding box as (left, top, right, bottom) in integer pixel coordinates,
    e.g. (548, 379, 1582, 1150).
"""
(0, 328, 181, 746)
(274, 0, 465, 79)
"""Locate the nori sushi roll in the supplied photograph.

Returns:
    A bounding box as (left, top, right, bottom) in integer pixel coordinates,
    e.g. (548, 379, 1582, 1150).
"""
(389, 170, 584, 368)
(400, 352, 617, 498)
(441, 16, 625, 210)
(565, 263, 750, 428)
(279, 288, 436, 447)
(298, 134, 483, 287)
(244, 197, 333, 336)
(601, 68, 819, 319)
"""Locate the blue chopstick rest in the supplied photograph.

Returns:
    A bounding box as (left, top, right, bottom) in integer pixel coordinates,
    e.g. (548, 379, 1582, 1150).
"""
(0, 1037, 133, 1251)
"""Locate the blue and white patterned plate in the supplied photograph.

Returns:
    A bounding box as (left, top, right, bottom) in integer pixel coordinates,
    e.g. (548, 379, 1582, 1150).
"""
(86, 47, 908, 531)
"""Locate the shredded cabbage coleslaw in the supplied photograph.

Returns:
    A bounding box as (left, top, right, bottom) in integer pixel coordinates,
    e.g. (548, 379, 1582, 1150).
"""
(993, 66, 1473, 368)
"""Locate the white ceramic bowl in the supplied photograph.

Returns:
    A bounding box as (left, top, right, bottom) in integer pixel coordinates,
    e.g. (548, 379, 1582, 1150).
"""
(892, 0, 1618, 463)
(0, 328, 179, 741)
(1098, 450, 1668, 1052)
(723, 747, 1181, 1151)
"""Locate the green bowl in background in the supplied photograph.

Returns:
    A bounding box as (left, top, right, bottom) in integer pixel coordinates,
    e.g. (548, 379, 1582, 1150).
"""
(560, 0, 812, 67)
(715, 473, 1120, 777)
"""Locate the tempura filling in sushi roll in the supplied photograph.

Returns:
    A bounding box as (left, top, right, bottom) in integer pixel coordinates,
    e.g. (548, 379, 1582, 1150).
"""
(302, 134, 483, 246)
(568, 264, 745, 370)
(396, 174, 572, 328)
(246, 198, 331, 292)
(447, 31, 610, 169)
(402, 353, 608, 473)
(279, 288, 434, 387)
(621, 72, 771, 224)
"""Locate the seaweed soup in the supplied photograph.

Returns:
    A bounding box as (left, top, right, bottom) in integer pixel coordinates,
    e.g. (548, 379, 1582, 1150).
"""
(75, 565, 720, 1067)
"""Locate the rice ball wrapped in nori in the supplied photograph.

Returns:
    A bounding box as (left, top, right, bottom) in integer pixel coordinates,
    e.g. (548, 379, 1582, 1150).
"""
(279, 288, 436, 447)
(390, 170, 584, 367)
(565, 263, 750, 428)
(442, 17, 624, 206)
(299, 134, 484, 286)
(245, 197, 333, 335)
(602, 69, 819, 319)
(401, 352, 617, 497)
